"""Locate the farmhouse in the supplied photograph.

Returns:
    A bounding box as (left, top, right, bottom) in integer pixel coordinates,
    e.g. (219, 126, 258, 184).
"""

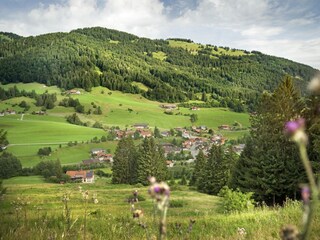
(137, 129, 152, 138)
(159, 104, 177, 110)
(218, 125, 231, 130)
(91, 148, 106, 155)
(68, 89, 81, 95)
(95, 152, 114, 162)
(66, 170, 95, 183)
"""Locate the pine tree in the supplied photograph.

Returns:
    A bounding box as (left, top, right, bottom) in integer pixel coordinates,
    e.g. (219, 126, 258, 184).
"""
(137, 138, 167, 185)
(204, 145, 228, 195)
(231, 76, 306, 204)
(112, 136, 137, 184)
(191, 150, 207, 191)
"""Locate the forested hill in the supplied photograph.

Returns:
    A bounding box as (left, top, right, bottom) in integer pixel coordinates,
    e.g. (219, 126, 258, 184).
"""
(0, 27, 318, 109)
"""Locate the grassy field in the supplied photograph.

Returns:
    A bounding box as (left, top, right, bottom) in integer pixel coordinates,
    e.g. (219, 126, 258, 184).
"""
(1, 82, 250, 167)
(168, 40, 250, 57)
(1, 177, 319, 239)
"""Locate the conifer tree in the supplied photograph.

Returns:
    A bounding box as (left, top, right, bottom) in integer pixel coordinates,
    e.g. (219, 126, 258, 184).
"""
(204, 145, 228, 195)
(137, 138, 167, 185)
(191, 150, 207, 191)
(231, 76, 306, 204)
(112, 136, 137, 184)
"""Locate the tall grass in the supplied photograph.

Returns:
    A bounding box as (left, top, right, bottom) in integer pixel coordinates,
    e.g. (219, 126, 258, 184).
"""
(1, 178, 319, 239)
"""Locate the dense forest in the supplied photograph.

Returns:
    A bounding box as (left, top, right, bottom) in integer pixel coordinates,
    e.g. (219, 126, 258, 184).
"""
(0, 27, 318, 111)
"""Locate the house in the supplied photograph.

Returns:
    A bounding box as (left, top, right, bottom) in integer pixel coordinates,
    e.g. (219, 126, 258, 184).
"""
(191, 106, 200, 111)
(91, 148, 106, 155)
(159, 104, 177, 110)
(138, 129, 152, 138)
(68, 89, 81, 95)
(218, 125, 230, 130)
(160, 131, 171, 137)
(182, 131, 191, 139)
(133, 123, 149, 129)
(5, 109, 16, 115)
(66, 170, 95, 183)
(95, 152, 113, 163)
(160, 143, 181, 156)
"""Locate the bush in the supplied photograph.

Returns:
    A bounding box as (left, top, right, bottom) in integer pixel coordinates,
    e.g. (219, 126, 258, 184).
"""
(218, 186, 255, 213)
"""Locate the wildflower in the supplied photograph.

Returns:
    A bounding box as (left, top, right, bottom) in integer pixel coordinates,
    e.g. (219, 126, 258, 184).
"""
(301, 186, 310, 204)
(308, 75, 320, 94)
(284, 118, 308, 145)
(133, 209, 143, 219)
(280, 224, 300, 240)
(82, 190, 89, 200)
(237, 227, 246, 236)
(92, 193, 98, 204)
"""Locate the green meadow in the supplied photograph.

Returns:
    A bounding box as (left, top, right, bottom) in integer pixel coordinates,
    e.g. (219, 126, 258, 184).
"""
(1, 83, 250, 167)
(1, 177, 319, 239)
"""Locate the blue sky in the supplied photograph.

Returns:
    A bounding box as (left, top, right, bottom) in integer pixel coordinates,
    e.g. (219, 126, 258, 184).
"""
(0, 0, 319, 70)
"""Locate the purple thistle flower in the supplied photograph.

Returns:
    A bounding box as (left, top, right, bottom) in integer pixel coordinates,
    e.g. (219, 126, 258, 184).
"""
(154, 186, 161, 193)
(284, 118, 305, 135)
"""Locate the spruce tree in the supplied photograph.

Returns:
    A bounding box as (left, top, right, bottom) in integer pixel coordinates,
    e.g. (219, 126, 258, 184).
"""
(231, 76, 306, 203)
(112, 136, 137, 184)
(191, 150, 207, 191)
(137, 138, 167, 185)
(204, 145, 228, 195)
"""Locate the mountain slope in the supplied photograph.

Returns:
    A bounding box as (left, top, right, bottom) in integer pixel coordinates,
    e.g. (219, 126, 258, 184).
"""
(0, 27, 318, 108)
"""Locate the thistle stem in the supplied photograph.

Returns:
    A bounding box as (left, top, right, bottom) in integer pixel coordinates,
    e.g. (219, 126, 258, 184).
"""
(298, 143, 319, 240)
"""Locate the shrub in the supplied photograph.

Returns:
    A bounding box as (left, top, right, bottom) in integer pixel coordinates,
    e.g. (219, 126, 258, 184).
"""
(218, 186, 255, 213)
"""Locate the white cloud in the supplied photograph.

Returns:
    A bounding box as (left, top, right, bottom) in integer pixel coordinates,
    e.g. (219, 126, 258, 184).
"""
(0, 0, 167, 37)
(0, 0, 319, 69)
(241, 26, 283, 38)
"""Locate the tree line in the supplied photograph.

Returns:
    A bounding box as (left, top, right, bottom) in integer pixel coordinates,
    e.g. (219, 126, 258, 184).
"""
(1, 27, 317, 109)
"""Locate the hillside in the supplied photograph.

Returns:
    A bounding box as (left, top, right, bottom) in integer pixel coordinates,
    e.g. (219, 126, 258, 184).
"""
(0, 27, 318, 111)
(0, 83, 249, 167)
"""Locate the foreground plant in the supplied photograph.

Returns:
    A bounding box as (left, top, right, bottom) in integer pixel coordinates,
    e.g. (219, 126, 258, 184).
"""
(148, 177, 170, 240)
(283, 118, 319, 239)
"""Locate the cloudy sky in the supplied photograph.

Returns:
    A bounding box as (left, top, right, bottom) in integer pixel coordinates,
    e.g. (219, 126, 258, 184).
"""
(0, 0, 319, 69)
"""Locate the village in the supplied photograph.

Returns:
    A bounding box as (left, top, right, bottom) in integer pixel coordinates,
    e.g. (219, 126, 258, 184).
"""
(65, 122, 246, 183)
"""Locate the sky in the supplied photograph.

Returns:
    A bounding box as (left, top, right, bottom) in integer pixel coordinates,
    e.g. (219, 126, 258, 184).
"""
(0, 0, 319, 70)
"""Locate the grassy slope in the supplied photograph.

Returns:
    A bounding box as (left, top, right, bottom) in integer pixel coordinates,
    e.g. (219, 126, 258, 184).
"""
(1, 178, 319, 239)
(1, 83, 250, 167)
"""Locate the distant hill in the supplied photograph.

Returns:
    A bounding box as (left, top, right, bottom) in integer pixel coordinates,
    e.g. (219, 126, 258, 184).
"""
(0, 27, 318, 110)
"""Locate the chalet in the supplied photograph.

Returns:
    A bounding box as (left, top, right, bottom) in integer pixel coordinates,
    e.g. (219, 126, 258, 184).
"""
(182, 131, 191, 139)
(95, 152, 114, 162)
(133, 123, 149, 129)
(68, 89, 81, 95)
(160, 143, 181, 156)
(5, 109, 16, 115)
(159, 104, 177, 110)
(218, 125, 230, 130)
(138, 129, 152, 138)
(33, 110, 46, 115)
(160, 131, 171, 137)
(91, 148, 106, 155)
(66, 170, 95, 183)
